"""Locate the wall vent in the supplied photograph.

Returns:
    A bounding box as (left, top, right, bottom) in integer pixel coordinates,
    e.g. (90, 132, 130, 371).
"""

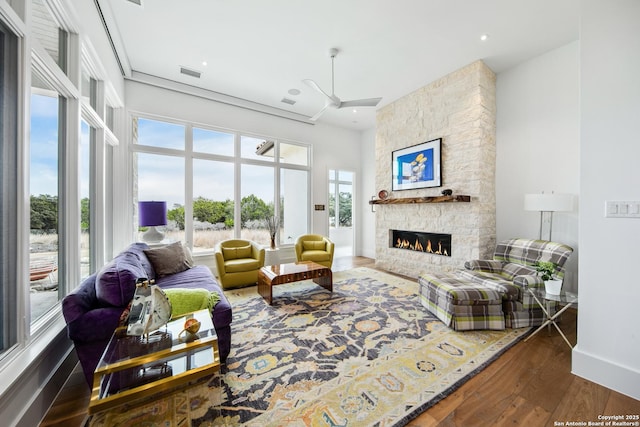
(281, 97, 296, 105)
(180, 67, 201, 79)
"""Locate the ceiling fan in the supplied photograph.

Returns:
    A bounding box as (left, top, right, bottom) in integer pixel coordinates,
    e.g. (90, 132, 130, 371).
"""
(303, 48, 382, 121)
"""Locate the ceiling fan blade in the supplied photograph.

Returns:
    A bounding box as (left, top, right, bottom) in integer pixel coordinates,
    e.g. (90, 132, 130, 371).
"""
(302, 79, 333, 101)
(309, 103, 332, 121)
(339, 97, 382, 108)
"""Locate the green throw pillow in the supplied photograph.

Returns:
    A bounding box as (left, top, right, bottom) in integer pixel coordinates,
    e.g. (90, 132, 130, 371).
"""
(164, 288, 220, 318)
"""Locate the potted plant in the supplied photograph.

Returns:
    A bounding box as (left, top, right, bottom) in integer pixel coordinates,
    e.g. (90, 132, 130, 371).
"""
(535, 261, 563, 295)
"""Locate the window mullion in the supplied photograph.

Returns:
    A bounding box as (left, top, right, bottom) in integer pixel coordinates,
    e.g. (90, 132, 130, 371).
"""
(184, 125, 193, 248)
(233, 133, 241, 238)
(93, 127, 105, 269)
(59, 30, 81, 295)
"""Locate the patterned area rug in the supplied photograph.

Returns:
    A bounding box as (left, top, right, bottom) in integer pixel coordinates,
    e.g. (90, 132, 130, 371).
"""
(89, 267, 530, 426)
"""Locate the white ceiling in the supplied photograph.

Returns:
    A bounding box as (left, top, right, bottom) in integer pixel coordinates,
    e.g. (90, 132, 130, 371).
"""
(100, 0, 579, 131)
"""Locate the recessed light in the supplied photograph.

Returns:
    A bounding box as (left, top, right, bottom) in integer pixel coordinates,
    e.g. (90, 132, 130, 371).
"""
(202, 61, 208, 66)
(288, 88, 301, 96)
(480, 34, 489, 41)
(352, 109, 357, 113)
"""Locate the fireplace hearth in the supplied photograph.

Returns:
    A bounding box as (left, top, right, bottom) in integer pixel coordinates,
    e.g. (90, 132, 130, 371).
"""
(390, 229, 451, 256)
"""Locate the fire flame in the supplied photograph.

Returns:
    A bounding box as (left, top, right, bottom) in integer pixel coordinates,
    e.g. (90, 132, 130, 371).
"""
(394, 236, 450, 256)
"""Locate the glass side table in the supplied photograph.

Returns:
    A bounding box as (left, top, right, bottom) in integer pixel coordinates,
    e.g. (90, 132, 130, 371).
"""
(89, 309, 220, 414)
(524, 287, 578, 349)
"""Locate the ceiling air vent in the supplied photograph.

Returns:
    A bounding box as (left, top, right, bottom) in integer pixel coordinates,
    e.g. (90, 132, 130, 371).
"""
(126, 0, 143, 6)
(281, 97, 296, 105)
(180, 66, 201, 79)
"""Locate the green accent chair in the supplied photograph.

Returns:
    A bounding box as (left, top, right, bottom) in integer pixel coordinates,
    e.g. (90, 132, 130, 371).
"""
(214, 239, 265, 289)
(294, 234, 335, 268)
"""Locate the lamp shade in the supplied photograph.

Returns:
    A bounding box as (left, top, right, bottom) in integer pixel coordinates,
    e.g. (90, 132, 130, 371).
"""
(138, 201, 167, 226)
(524, 193, 574, 212)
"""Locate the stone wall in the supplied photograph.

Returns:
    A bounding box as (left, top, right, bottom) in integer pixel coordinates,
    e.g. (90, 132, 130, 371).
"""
(374, 60, 496, 277)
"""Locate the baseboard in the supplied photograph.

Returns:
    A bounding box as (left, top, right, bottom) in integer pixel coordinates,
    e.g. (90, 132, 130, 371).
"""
(572, 345, 640, 400)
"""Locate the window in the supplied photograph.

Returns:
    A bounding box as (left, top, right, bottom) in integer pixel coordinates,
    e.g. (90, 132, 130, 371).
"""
(0, 0, 121, 368)
(240, 164, 274, 243)
(29, 71, 63, 322)
(280, 168, 308, 245)
(81, 72, 96, 110)
(32, 0, 67, 72)
(192, 159, 234, 246)
(80, 120, 92, 278)
(1, 20, 19, 353)
(193, 127, 233, 156)
(133, 117, 311, 251)
(136, 117, 184, 150)
(136, 152, 185, 243)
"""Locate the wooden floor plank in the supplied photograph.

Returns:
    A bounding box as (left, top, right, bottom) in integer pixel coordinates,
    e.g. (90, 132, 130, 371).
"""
(550, 376, 612, 424)
(493, 396, 551, 427)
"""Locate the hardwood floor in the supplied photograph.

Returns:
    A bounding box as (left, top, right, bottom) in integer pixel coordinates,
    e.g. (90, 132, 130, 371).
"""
(40, 257, 640, 426)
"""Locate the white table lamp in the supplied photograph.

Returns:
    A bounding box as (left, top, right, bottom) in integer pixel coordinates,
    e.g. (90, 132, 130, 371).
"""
(524, 192, 573, 241)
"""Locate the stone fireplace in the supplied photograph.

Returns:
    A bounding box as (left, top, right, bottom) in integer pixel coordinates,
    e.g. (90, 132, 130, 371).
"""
(374, 61, 496, 277)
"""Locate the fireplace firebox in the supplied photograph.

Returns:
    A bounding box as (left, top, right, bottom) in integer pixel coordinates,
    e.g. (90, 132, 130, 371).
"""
(390, 229, 451, 256)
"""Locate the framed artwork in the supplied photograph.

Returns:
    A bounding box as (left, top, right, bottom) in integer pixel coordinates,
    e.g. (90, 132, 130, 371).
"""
(391, 138, 442, 191)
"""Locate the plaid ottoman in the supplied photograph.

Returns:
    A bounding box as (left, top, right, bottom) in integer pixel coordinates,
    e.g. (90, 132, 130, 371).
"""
(418, 272, 505, 331)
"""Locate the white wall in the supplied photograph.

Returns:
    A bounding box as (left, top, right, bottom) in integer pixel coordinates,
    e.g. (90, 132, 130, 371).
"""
(573, 0, 640, 400)
(114, 81, 362, 253)
(495, 41, 580, 292)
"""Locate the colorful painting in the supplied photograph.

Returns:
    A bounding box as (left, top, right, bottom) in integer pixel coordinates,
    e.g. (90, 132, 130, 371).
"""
(392, 138, 442, 190)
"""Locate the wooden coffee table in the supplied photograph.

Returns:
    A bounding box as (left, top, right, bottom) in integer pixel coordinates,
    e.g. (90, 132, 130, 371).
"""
(258, 261, 332, 305)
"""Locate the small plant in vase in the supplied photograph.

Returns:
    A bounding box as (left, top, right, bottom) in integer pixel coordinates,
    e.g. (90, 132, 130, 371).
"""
(264, 215, 280, 250)
(535, 261, 563, 295)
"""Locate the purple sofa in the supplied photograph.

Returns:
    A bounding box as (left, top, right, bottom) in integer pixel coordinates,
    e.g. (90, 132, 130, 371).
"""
(62, 242, 232, 387)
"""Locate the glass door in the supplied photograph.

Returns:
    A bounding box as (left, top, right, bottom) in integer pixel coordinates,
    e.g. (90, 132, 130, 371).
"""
(328, 170, 354, 257)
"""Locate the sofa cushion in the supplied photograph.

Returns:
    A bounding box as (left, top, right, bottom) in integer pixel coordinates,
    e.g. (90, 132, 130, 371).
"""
(224, 258, 262, 273)
(95, 250, 149, 307)
(455, 270, 520, 301)
(300, 250, 331, 263)
(303, 240, 325, 251)
(222, 244, 252, 260)
(144, 241, 193, 277)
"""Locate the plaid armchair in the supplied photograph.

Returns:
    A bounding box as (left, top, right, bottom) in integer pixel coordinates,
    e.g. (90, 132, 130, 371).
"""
(456, 238, 573, 328)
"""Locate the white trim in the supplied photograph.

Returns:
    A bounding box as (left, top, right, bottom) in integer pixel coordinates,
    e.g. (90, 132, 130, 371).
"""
(572, 345, 640, 400)
(0, 1, 26, 37)
(104, 125, 118, 146)
(128, 71, 316, 126)
(94, 0, 132, 76)
(31, 43, 79, 99)
(0, 314, 66, 395)
(45, 0, 80, 33)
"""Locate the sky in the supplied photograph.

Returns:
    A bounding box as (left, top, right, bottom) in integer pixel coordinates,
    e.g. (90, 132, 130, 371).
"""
(30, 113, 281, 209)
(30, 94, 92, 198)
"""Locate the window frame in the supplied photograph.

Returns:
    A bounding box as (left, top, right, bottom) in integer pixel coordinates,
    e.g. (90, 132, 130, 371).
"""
(131, 113, 312, 251)
(0, 0, 122, 369)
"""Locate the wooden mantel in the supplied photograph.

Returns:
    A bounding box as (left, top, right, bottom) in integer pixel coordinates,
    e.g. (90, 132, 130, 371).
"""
(369, 195, 471, 205)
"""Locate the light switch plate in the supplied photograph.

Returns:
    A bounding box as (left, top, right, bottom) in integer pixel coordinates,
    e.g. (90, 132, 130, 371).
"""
(605, 201, 640, 218)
